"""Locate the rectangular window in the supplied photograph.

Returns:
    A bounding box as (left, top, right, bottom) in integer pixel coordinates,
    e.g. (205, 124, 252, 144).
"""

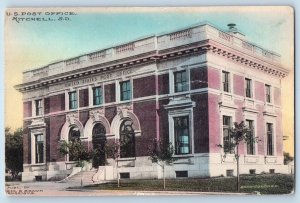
(93, 87, 103, 105)
(222, 71, 230, 92)
(120, 81, 131, 101)
(35, 99, 43, 116)
(223, 116, 233, 153)
(246, 119, 255, 155)
(174, 116, 190, 155)
(267, 123, 274, 156)
(245, 78, 252, 98)
(174, 70, 188, 92)
(265, 84, 271, 103)
(69, 91, 77, 109)
(35, 134, 44, 164)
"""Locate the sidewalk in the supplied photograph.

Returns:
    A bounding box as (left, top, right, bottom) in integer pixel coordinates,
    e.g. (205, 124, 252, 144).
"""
(5, 181, 248, 196)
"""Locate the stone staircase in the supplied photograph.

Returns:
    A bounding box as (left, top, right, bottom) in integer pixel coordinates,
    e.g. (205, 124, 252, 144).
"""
(59, 169, 98, 186)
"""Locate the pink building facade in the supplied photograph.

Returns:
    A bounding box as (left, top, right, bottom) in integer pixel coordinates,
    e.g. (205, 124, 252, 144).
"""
(16, 23, 289, 181)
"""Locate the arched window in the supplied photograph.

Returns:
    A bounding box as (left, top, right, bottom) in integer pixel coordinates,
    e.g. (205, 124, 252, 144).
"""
(69, 126, 81, 141)
(120, 119, 135, 158)
(92, 123, 107, 167)
(68, 126, 81, 161)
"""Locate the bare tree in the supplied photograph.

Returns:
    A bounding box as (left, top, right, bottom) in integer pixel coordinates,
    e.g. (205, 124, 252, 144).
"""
(148, 139, 177, 190)
(217, 121, 259, 192)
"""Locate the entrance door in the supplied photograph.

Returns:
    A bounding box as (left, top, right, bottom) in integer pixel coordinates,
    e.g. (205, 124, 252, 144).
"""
(92, 123, 106, 167)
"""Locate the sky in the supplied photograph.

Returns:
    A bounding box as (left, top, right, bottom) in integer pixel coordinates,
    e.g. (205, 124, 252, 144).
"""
(4, 7, 294, 155)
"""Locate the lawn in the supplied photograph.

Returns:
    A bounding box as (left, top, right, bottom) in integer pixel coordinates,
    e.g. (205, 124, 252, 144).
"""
(84, 174, 294, 194)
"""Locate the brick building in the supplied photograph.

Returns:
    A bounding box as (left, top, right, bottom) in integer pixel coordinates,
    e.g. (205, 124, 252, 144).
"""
(15, 23, 289, 181)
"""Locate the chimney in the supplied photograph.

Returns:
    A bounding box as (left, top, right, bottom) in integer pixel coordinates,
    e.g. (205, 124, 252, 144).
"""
(227, 23, 245, 40)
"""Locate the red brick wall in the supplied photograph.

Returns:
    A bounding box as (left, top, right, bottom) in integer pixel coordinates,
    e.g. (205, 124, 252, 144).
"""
(133, 75, 156, 98)
(23, 101, 32, 118)
(208, 67, 220, 90)
(133, 101, 157, 156)
(255, 81, 265, 102)
(49, 115, 66, 162)
(45, 118, 51, 162)
(190, 67, 208, 89)
(192, 94, 209, 153)
(105, 83, 116, 103)
(23, 121, 31, 164)
(275, 110, 283, 156)
(105, 106, 117, 124)
(274, 87, 281, 106)
(79, 110, 89, 126)
(79, 89, 89, 107)
(158, 99, 170, 142)
(208, 94, 221, 153)
(233, 74, 244, 96)
(158, 74, 169, 95)
(256, 104, 265, 155)
(45, 93, 65, 113)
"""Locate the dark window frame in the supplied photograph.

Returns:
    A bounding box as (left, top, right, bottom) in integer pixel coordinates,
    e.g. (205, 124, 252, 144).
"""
(246, 119, 255, 155)
(245, 78, 252, 98)
(120, 119, 135, 158)
(266, 123, 274, 156)
(35, 99, 43, 116)
(174, 116, 190, 155)
(223, 115, 234, 154)
(35, 134, 44, 164)
(222, 71, 230, 93)
(69, 91, 78, 109)
(174, 70, 188, 93)
(265, 84, 271, 103)
(93, 86, 103, 105)
(120, 80, 131, 101)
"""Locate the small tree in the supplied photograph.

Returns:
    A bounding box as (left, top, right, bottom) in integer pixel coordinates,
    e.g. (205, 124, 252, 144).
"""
(284, 152, 294, 165)
(148, 138, 177, 189)
(105, 139, 121, 187)
(217, 121, 259, 192)
(59, 138, 92, 167)
(5, 127, 23, 180)
(58, 138, 93, 188)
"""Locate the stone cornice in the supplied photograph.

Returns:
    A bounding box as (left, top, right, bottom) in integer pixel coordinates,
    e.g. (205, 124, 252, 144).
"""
(15, 24, 289, 93)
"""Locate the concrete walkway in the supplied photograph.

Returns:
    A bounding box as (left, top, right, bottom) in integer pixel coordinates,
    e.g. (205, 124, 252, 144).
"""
(5, 181, 248, 196)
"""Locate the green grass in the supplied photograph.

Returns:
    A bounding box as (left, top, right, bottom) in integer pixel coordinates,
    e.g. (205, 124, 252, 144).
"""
(83, 174, 294, 194)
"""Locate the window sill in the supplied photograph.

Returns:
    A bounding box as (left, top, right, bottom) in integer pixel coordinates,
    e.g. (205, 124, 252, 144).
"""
(117, 157, 136, 162)
(30, 163, 46, 166)
(173, 154, 194, 158)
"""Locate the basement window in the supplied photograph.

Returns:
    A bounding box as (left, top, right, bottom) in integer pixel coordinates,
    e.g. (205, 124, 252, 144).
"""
(249, 169, 256, 175)
(120, 172, 130, 179)
(175, 171, 188, 178)
(226, 170, 234, 177)
(269, 169, 275, 174)
(35, 176, 42, 181)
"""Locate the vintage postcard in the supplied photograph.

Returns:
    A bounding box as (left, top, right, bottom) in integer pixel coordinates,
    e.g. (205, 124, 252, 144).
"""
(4, 7, 294, 196)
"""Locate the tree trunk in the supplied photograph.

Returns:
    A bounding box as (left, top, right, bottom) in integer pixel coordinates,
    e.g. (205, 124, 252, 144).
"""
(163, 165, 165, 190)
(116, 159, 120, 187)
(236, 145, 240, 192)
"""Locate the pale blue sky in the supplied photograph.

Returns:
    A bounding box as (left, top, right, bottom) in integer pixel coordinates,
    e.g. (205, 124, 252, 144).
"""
(7, 7, 293, 69)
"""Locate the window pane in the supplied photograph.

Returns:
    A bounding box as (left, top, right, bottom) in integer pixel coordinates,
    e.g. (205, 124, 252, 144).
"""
(245, 78, 252, 98)
(120, 81, 131, 101)
(93, 87, 103, 105)
(35, 134, 44, 163)
(35, 99, 43, 116)
(174, 71, 188, 93)
(267, 123, 274, 155)
(174, 116, 190, 155)
(265, 85, 271, 103)
(120, 120, 135, 158)
(246, 120, 255, 155)
(69, 92, 77, 109)
(223, 116, 233, 153)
